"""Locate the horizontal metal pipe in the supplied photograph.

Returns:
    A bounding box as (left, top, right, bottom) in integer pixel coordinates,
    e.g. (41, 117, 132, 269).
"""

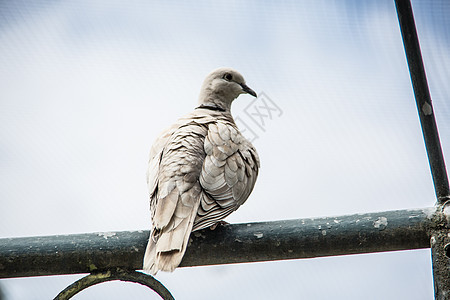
(0, 208, 434, 278)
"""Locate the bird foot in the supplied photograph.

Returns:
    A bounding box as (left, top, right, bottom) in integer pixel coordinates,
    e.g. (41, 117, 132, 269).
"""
(210, 220, 230, 230)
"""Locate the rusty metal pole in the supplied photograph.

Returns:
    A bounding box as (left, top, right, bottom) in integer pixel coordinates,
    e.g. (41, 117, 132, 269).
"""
(394, 0, 450, 298)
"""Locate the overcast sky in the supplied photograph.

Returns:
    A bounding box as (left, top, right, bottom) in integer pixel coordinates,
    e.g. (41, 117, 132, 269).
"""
(1, 0, 449, 299)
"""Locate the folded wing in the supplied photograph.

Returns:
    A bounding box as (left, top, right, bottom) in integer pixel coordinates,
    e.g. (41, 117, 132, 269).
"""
(194, 121, 259, 231)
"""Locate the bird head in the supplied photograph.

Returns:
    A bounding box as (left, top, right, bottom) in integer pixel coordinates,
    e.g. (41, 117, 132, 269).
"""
(198, 68, 257, 111)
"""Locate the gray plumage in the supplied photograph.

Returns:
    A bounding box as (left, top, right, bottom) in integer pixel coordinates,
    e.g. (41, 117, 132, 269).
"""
(143, 68, 260, 275)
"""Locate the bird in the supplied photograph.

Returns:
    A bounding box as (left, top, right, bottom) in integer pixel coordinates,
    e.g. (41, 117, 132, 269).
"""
(143, 67, 260, 275)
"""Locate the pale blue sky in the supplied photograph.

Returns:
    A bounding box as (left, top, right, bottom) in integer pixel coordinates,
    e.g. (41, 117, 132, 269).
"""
(1, 0, 449, 299)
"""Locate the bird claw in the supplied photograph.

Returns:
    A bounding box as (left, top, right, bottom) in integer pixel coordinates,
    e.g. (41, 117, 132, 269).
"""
(209, 220, 230, 230)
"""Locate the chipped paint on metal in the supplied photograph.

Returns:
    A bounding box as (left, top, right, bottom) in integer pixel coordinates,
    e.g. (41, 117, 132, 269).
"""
(254, 232, 263, 239)
(373, 217, 388, 229)
(422, 102, 432, 115)
(97, 232, 117, 240)
(431, 236, 437, 246)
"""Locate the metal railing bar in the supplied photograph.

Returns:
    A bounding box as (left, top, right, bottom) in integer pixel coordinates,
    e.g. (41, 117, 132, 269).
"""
(0, 207, 433, 279)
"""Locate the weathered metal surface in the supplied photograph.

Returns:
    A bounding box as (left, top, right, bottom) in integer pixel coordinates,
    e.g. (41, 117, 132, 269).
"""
(430, 205, 450, 300)
(54, 268, 174, 300)
(395, 1, 450, 298)
(0, 208, 433, 278)
(431, 230, 450, 300)
(395, 0, 450, 204)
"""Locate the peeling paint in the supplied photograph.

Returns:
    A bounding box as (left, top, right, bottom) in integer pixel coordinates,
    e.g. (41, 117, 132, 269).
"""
(443, 205, 450, 224)
(288, 249, 293, 253)
(431, 236, 437, 246)
(373, 217, 388, 229)
(422, 102, 432, 115)
(422, 207, 437, 219)
(98, 232, 116, 240)
(322, 230, 327, 236)
(254, 232, 263, 239)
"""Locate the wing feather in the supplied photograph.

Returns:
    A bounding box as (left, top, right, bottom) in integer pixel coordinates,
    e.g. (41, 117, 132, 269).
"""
(143, 120, 209, 275)
(195, 121, 259, 231)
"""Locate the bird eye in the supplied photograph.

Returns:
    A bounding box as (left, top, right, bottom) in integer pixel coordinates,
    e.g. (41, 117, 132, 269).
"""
(223, 73, 233, 81)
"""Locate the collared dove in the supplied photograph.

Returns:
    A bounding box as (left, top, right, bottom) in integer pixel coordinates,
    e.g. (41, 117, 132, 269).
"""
(143, 68, 260, 275)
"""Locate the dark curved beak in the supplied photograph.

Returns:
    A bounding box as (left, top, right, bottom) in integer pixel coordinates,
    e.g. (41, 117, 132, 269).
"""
(240, 83, 257, 97)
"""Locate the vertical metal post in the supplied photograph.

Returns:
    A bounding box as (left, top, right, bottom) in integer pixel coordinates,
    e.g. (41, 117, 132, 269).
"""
(394, 0, 450, 204)
(431, 223, 450, 300)
(394, 0, 450, 299)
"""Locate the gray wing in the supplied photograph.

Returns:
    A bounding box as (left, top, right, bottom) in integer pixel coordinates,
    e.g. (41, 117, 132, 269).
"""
(143, 121, 208, 274)
(193, 121, 259, 231)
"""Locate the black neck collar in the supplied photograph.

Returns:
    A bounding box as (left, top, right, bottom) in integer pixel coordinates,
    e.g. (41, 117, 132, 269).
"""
(196, 104, 226, 112)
